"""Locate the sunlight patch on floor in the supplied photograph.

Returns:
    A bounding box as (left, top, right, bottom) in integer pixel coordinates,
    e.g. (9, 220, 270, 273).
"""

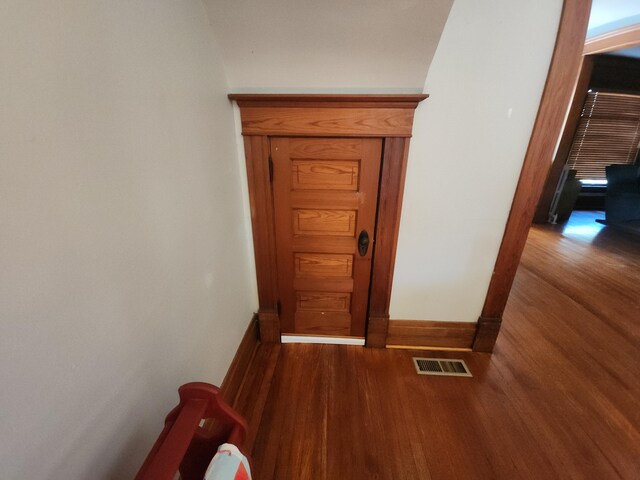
(560, 211, 605, 240)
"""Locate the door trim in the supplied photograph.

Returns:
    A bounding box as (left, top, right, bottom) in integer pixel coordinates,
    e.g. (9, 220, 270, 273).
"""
(475, 0, 592, 352)
(584, 22, 640, 55)
(230, 94, 427, 346)
(533, 55, 594, 224)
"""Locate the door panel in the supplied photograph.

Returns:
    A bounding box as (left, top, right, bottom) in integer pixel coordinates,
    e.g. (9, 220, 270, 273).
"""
(291, 160, 360, 191)
(293, 209, 357, 236)
(272, 137, 382, 337)
(297, 292, 352, 312)
(294, 253, 354, 277)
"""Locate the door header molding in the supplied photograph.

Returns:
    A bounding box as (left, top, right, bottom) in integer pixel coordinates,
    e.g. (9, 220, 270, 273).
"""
(228, 93, 428, 108)
(228, 93, 428, 137)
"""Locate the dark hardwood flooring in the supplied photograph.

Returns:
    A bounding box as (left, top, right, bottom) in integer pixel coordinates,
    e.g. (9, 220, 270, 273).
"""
(237, 211, 640, 479)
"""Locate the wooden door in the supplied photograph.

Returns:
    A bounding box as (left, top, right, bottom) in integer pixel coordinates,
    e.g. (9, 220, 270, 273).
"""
(272, 137, 382, 338)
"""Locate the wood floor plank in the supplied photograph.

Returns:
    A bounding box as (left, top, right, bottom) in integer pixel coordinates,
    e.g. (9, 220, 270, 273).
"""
(233, 343, 281, 454)
(242, 211, 640, 479)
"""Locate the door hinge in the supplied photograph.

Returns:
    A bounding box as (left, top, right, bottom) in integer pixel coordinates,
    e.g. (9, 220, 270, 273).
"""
(268, 154, 274, 182)
(277, 300, 282, 315)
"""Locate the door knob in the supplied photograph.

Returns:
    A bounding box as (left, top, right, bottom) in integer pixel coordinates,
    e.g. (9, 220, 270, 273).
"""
(358, 230, 370, 256)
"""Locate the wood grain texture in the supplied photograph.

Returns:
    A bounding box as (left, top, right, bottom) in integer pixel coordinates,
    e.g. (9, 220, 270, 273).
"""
(292, 277, 353, 293)
(201, 315, 258, 438)
(219, 314, 260, 406)
(293, 209, 356, 236)
(200, 317, 258, 458)
(521, 212, 640, 348)
(584, 23, 640, 55)
(366, 138, 411, 347)
(231, 342, 282, 455)
(481, 0, 592, 339)
(534, 55, 593, 224)
(232, 95, 427, 344)
(294, 311, 351, 336)
(292, 160, 359, 191)
(386, 320, 476, 349)
(272, 137, 381, 337)
(294, 253, 353, 277)
(243, 136, 281, 343)
(366, 314, 390, 348)
(257, 310, 280, 344)
(472, 317, 502, 353)
(245, 217, 640, 478)
(237, 107, 416, 137)
(297, 292, 351, 312)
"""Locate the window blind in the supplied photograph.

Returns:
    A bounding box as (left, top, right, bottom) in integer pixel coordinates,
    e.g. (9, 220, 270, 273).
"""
(567, 91, 640, 181)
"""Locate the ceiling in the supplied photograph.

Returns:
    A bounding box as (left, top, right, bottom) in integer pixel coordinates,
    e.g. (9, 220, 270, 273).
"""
(204, 0, 453, 92)
(203, 0, 640, 89)
(588, 0, 640, 37)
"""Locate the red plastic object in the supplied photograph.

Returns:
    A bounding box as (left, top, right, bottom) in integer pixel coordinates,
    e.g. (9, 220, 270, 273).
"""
(135, 382, 248, 480)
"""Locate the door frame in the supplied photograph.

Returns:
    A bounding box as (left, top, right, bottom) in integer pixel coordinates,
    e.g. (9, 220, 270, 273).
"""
(535, 22, 640, 224)
(228, 94, 427, 345)
(473, 0, 592, 351)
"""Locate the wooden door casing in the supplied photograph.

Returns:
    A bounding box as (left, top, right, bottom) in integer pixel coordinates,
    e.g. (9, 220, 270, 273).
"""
(230, 94, 428, 345)
(272, 138, 382, 337)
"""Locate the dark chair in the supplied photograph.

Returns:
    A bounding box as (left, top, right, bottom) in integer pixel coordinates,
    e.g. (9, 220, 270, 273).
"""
(555, 169, 582, 223)
(605, 164, 640, 222)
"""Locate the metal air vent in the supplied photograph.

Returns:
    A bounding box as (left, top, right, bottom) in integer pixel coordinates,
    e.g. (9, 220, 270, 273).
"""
(413, 357, 472, 377)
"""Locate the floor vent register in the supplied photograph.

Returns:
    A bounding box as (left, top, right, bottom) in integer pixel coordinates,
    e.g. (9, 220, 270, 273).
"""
(413, 358, 472, 377)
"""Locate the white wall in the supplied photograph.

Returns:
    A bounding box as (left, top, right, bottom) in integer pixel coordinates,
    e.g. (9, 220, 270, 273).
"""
(205, 0, 453, 92)
(203, 0, 563, 324)
(389, 0, 562, 322)
(0, 1, 255, 479)
(202, 0, 453, 331)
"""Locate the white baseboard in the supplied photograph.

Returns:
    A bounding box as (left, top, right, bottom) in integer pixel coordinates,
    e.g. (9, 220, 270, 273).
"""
(281, 335, 365, 346)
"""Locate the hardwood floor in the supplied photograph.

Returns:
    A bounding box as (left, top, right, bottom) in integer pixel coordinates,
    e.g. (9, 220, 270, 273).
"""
(237, 211, 640, 479)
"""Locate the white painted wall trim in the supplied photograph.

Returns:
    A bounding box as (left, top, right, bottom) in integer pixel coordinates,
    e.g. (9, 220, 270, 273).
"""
(281, 335, 365, 346)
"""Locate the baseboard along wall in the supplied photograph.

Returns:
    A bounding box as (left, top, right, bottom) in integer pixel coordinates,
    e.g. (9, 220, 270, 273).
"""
(219, 314, 260, 407)
(386, 320, 477, 350)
